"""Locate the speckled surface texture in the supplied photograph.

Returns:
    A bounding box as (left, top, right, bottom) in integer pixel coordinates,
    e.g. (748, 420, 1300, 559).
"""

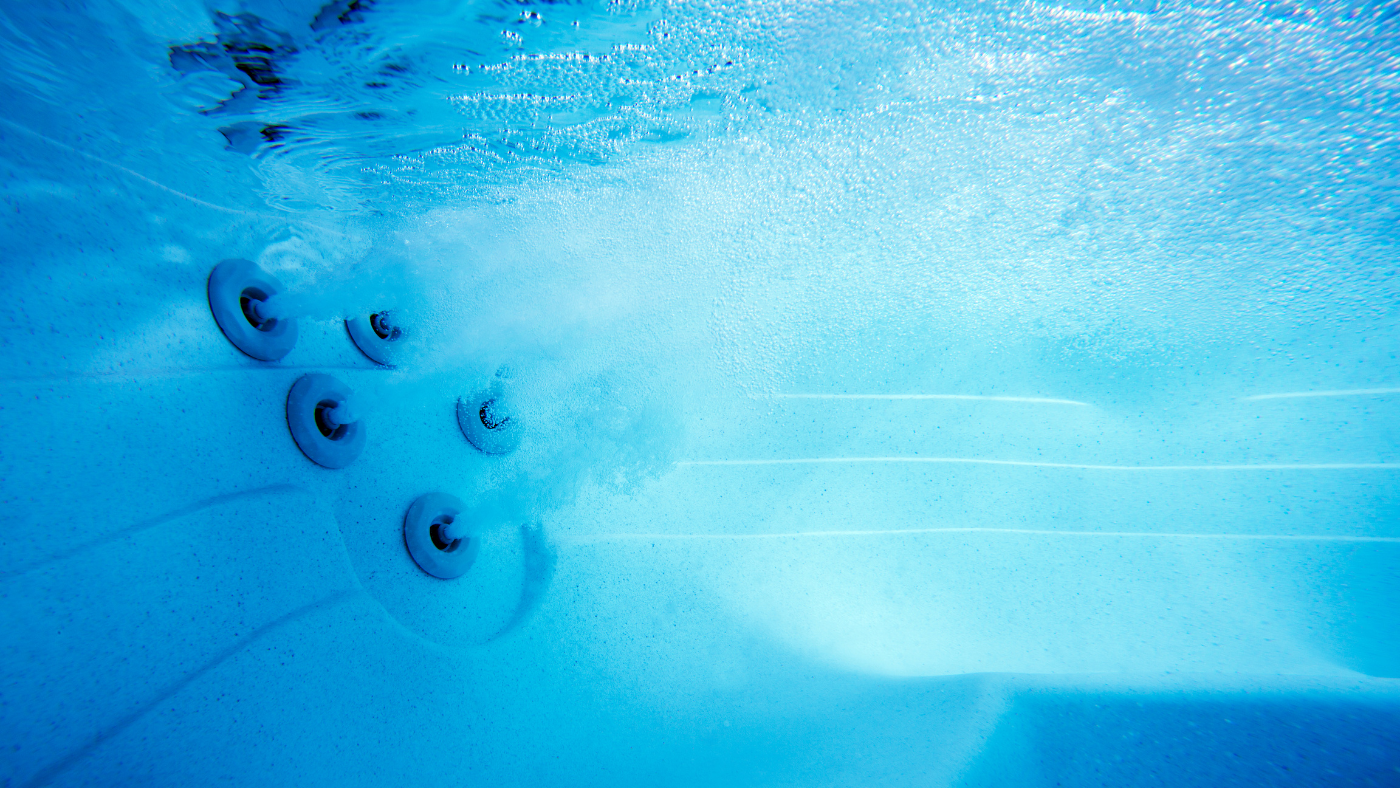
(2, 0, 1398, 785)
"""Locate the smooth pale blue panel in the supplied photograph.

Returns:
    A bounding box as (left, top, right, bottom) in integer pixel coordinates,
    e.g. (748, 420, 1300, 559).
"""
(1, 0, 1398, 785)
(960, 688, 1400, 788)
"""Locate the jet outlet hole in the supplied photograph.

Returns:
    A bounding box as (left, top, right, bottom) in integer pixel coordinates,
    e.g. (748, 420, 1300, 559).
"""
(314, 400, 348, 439)
(239, 287, 273, 331)
(370, 312, 400, 341)
(479, 399, 510, 430)
(430, 518, 460, 552)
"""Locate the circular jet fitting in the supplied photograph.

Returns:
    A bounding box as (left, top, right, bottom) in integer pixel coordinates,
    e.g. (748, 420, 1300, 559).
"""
(345, 310, 402, 367)
(207, 259, 297, 361)
(457, 392, 521, 455)
(403, 492, 480, 580)
(286, 373, 366, 469)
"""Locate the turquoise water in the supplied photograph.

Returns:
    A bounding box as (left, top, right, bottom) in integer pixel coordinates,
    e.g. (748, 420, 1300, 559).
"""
(2, 0, 1398, 785)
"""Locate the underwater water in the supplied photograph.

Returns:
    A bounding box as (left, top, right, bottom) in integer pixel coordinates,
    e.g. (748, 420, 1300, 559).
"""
(2, 0, 1399, 784)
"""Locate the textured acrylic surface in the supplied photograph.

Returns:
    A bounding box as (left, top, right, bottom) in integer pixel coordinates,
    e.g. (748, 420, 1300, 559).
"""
(1, 0, 1398, 786)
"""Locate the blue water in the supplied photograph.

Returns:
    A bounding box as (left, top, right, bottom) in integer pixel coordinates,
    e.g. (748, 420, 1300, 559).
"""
(2, 0, 1399, 785)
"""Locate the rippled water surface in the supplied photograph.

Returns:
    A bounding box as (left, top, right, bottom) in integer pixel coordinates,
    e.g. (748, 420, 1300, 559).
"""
(2, 1, 1399, 786)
